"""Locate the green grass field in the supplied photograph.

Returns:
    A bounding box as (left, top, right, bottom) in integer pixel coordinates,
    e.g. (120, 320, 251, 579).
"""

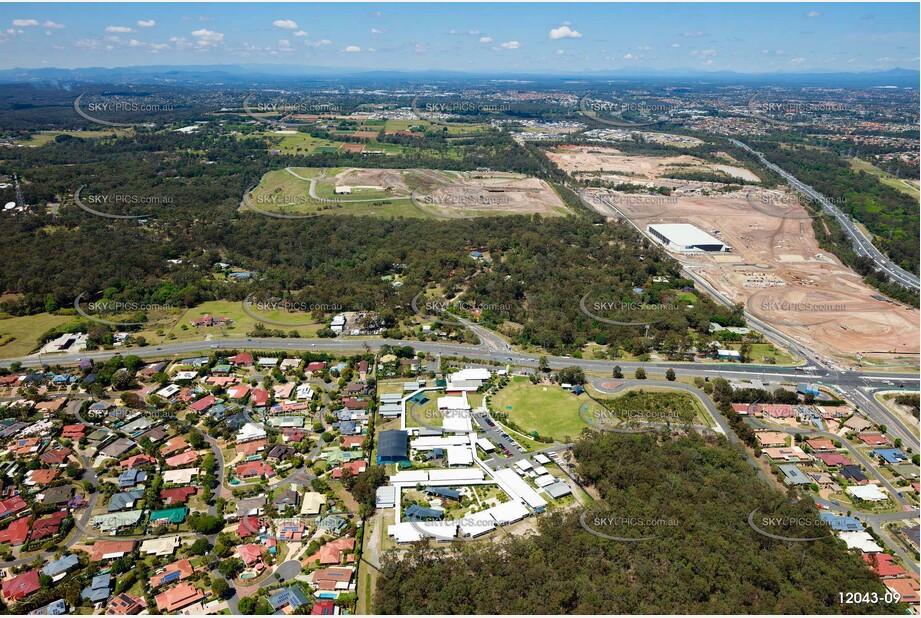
(0, 312, 74, 358)
(490, 377, 590, 441)
(14, 129, 133, 147)
(848, 157, 920, 200)
(136, 300, 324, 344)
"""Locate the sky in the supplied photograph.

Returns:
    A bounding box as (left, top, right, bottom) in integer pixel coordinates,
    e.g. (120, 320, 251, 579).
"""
(0, 2, 918, 73)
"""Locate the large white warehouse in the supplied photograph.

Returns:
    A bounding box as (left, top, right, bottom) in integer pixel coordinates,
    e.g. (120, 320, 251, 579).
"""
(647, 223, 730, 252)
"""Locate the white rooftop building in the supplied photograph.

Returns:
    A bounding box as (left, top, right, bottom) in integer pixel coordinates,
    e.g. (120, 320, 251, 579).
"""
(237, 422, 267, 443)
(647, 223, 730, 252)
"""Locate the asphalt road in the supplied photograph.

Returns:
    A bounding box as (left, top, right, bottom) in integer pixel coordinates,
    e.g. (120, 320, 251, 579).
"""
(730, 138, 920, 291)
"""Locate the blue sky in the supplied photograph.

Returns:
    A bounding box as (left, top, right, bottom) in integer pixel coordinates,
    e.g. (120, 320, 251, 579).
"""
(0, 3, 917, 73)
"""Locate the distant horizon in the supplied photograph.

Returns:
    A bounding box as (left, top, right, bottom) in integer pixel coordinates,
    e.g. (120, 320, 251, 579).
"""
(0, 2, 917, 73)
(1, 61, 918, 79)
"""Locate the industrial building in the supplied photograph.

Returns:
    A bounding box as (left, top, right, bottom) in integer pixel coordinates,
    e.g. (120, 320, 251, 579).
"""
(376, 430, 409, 464)
(647, 223, 730, 252)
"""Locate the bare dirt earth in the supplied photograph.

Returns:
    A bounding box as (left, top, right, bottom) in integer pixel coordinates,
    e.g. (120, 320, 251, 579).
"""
(419, 170, 569, 216)
(547, 145, 759, 184)
(588, 186, 920, 368)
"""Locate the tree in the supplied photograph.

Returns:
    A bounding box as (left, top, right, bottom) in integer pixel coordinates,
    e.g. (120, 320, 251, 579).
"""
(212, 577, 231, 599)
(538, 355, 549, 372)
(665, 368, 676, 381)
(612, 366, 623, 379)
(555, 366, 586, 386)
(218, 557, 245, 579)
(635, 367, 647, 380)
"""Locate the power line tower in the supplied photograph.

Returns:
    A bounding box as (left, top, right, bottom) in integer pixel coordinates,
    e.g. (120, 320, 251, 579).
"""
(13, 173, 25, 209)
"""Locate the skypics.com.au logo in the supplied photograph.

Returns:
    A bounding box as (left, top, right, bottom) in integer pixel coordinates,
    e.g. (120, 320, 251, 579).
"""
(73, 93, 175, 127)
(74, 292, 176, 327)
(577, 95, 675, 128)
(242, 94, 342, 127)
(579, 291, 680, 327)
(73, 185, 172, 219)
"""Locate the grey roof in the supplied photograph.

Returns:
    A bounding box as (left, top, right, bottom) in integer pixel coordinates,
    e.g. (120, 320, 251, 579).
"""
(267, 586, 310, 611)
(81, 573, 111, 603)
(100, 438, 135, 458)
(377, 430, 409, 460)
(108, 489, 144, 512)
(779, 464, 812, 485)
(29, 599, 67, 615)
(42, 485, 75, 505)
(42, 554, 79, 577)
(544, 481, 573, 499)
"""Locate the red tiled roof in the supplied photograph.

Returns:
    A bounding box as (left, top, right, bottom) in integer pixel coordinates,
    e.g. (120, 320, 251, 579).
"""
(27, 469, 60, 485)
(160, 486, 197, 506)
(863, 554, 909, 578)
(0, 496, 27, 518)
(235, 460, 275, 479)
(154, 582, 205, 613)
(237, 543, 264, 565)
(1, 569, 39, 601)
(0, 516, 30, 546)
(150, 558, 195, 588)
(160, 437, 190, 456)
(189, 395, 217, 412)
(306, 362, 326, 372)
(858, 433, 890, 446)
(229, 353, 254, 366)
(311, 600, 336, 615)
(30, 511, 66, 541)
(89, 540, 137, 562)
(61, 424, 89, 439)
(306, 537, 356, 565)
(237, 516, 264, 538)
(815, 452, 851, 467)
(332, 460, 367, 479)
(105, 593, 146, 615)
(165, 451, 199, 468)
(251, 388, 270, 407)
(120, 454, 157, 469)
(341, 435, 366, 449)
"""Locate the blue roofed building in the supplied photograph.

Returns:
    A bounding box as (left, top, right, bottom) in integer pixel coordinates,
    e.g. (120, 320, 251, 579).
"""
(871, 449, 909, 465)
(118, 469, 147, 489)
(819, 512, 863, 532)
(42, 555, 79, 581)
(404, 504, 444, 521)
(29, 599, 67, 615)
(267, 586, 310, 613)
(376, 430, 409, 464)
(81, 573, 111, 603)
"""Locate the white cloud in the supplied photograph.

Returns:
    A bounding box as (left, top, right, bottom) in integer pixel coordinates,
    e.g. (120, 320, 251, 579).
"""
(549, 25, 582, 40)
(806, 11, 820, 18)
(137, 20, 155, 27)
(789, 57, 805, 65)
(273, 19, 298, 30)
(305, 38, 332, 48)
(414, 42, 429, 53)
(637, 45, 652, 51)
(343, 45, 361, 52)
(669, 43, 680, 48)
(556, 49, 565, 55)
(293, 30, 308, 37)
(479, 36, 493, 43)
(106, 26, 134, 33)
(278, 39, 293, 51)
(623, 53, 638, 60)
(371, 27, 385, 34)
(691, 48, 716, 58)
(499, 40, 520, 50)
(191, 28, 224, 47)
(43, 21, 65, 29)
(683, 30, 704, 37)
(12, 19, 39, 27)
(128, 39, 141, 47)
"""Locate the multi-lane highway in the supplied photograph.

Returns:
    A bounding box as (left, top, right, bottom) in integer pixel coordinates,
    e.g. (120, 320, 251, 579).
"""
(730, 138, 920, 291)
(4, 333, 917, 447)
